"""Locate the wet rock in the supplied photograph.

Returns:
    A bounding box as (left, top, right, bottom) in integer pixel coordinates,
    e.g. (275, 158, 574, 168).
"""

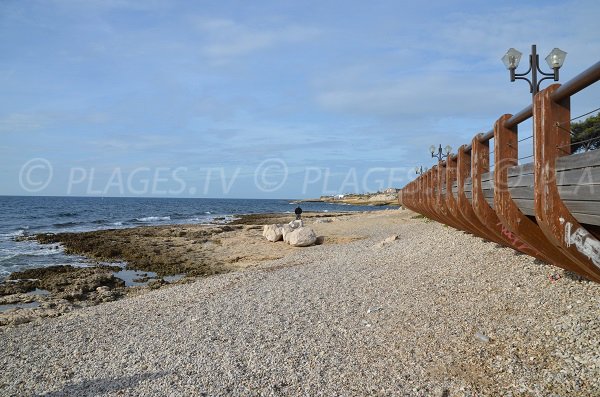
(5, 265, 124, 297)
(147, 279, 166, 290)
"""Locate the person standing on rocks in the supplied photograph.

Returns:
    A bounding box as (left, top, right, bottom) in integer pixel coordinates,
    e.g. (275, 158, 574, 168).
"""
(295, 206, 302, 220)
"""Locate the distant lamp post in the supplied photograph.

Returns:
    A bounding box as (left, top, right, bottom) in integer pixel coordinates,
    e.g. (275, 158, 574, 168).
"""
(430, 144, 452, 161)
(501, 44, 566, 98)
(415, 166, 427, 175)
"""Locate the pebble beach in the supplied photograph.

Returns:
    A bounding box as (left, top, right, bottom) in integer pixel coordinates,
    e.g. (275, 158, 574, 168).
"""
(2, 209, 599, 396)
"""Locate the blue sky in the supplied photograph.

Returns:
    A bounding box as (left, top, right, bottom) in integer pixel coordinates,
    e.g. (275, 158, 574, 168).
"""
(1, 0, 599, 198)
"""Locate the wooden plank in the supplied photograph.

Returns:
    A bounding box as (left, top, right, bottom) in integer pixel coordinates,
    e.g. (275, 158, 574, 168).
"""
(513, 198, 535, 216)
(556, 166, 600, 186)
(570, 212, 600, 226)
(481, 171, 494, 182)
(508, 173, 534, 188)
(508, 186, 534, 200)
(556, 148, 600, 171)
(559, 185, 600, 201)
(512, 197, 600, 225)
(508, 162, 534, 177)
(509, 185, 600, 201)
(563, 200, 600, 216)
(481, 179, 494, 190)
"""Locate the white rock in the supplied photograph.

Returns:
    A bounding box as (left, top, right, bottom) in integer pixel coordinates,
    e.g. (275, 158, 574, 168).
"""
(383, 234, 399, 243)
(289, 219, 304, 229)
(262, 224, 283, 242)
(282, 224, 294, 243)
(375, 234, 400, 248)
(287, 227, 317, 247)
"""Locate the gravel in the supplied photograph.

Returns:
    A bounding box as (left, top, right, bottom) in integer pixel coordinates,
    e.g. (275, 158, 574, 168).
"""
(1, 210, 599, 396)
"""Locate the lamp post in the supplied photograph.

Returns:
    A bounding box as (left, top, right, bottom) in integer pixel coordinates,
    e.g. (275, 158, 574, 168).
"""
(501, 44, 567, 99)
(430, 144, 452, 161)
(415, 166, 427, 175)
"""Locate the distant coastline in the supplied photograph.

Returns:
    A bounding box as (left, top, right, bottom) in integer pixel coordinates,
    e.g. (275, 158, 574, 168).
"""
(297, 191, 400, 207)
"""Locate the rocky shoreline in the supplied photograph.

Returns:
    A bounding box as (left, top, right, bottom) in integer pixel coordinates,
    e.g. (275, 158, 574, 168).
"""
(0, 212, 348, 326)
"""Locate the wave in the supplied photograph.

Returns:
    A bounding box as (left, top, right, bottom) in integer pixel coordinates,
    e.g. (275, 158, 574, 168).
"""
(0, 229, 27, 238)
(57, 212, 78, 217)
(136, 216, 171, 222)
(0, 248, 63, 262)
(112, 222, 123, 226)
(52, 221, 82, 228)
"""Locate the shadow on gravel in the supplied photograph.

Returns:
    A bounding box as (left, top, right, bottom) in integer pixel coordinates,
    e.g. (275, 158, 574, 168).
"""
(35, 371, 169, 397)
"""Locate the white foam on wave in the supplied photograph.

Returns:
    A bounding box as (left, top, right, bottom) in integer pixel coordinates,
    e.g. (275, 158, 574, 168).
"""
(136, 216, 171, 222)
(0, 229, 27, 239)
(204, 211, 211, 215)
(112, 222, 123, 226)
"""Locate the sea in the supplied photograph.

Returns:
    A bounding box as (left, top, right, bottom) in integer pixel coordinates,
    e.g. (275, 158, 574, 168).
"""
(0, 196, 389, 281)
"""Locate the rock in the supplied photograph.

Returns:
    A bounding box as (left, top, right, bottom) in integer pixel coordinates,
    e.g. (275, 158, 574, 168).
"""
(474, 331, 490, 343)
(287, 227, 317, 247)
(289, 219, 304, 229)
(315, 236, 325, 245)
(262, 224, 283, 242)
(147, 279, 165, 290)
(282, 225, 294, 243)
(383, 234, 399, 243)
(375, 234, 400, 248)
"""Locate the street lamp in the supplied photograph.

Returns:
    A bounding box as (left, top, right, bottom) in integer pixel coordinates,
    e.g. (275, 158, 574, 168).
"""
(415, 166, 427, 175)
(430, 144, 452, 161)
(501, 44, 566, 98)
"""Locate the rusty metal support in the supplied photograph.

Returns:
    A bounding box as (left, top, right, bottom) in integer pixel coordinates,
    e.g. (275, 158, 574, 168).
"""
(456, 145, 508, 245)
(471, 135, 547, 259)
(533, 84, 600, 282)
(493, 113, 576, 269)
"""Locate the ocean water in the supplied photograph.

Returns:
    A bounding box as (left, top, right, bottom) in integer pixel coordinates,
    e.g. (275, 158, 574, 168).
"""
(0, 196, 389, 280)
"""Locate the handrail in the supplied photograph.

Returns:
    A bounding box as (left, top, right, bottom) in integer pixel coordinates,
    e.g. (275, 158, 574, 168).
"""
(466, 61, 600, 146)
(551, 61, 600, 102)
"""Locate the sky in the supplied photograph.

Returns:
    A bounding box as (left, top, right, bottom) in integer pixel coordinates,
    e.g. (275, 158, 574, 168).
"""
(1, 0, 599, 198)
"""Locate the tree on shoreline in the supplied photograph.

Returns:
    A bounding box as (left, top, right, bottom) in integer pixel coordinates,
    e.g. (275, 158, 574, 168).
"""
(571, 112, 600, 153)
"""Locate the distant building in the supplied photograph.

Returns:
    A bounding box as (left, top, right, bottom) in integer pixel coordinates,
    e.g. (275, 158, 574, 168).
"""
(383, 188, 398, 194)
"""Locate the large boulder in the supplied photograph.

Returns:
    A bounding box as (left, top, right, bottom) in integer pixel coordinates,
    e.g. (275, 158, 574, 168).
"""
(287, 227, 317, 247)
(282, 224, 294, 243)
(263, 224, 283, 242)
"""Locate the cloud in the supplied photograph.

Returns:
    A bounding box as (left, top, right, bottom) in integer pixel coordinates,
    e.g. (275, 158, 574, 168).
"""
(0, 112, 111, 133)
(0, 113, 50, 133)
(194, 18, 320, 62)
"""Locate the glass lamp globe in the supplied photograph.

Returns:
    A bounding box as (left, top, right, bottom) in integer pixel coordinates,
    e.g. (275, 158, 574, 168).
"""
(545, 48, 567, 69)
(501, 48, 522, 69)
